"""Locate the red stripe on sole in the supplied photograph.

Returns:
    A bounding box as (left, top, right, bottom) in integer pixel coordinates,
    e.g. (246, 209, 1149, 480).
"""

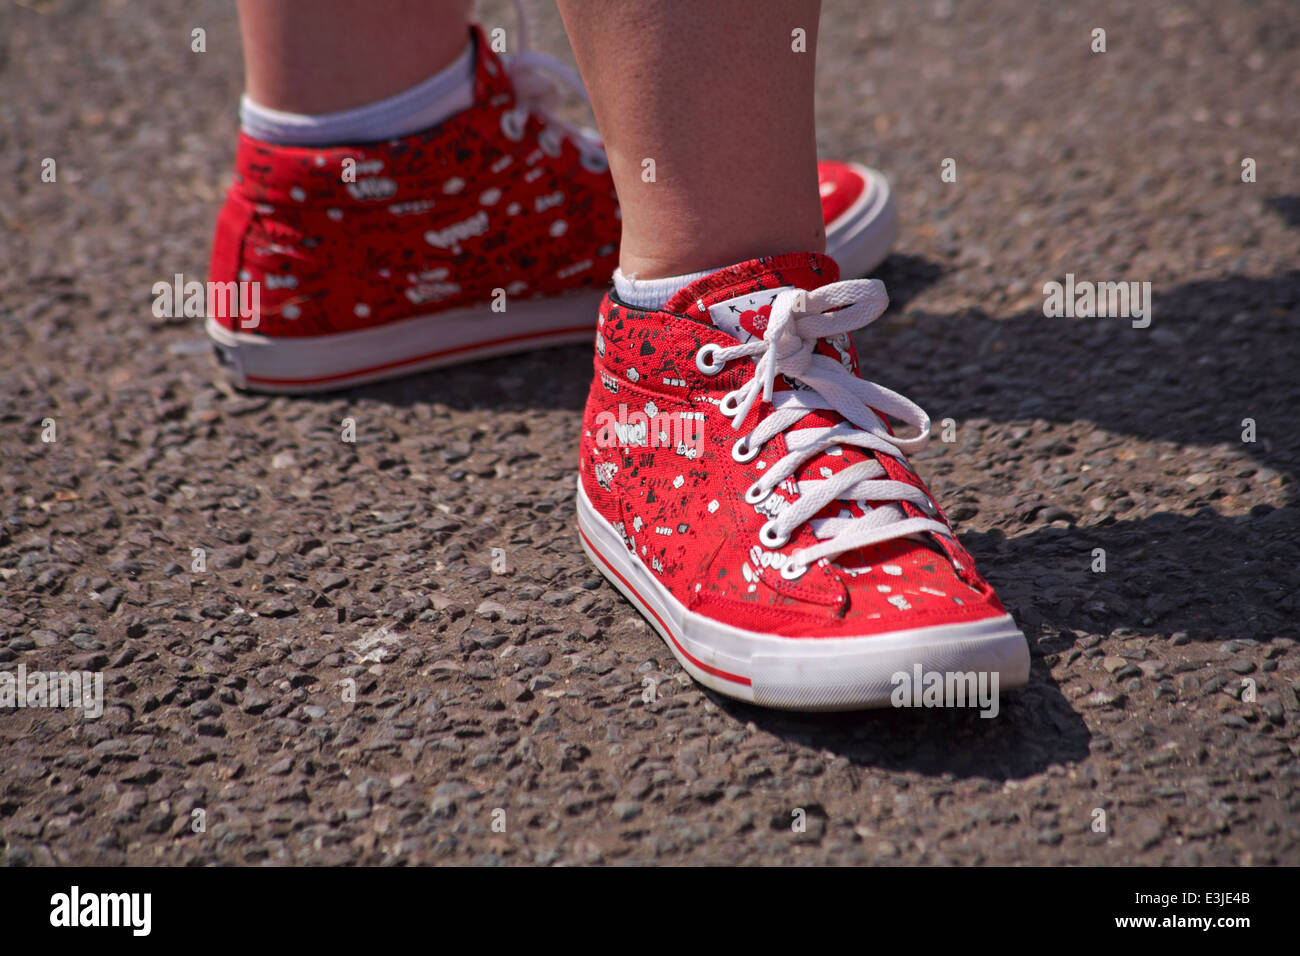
(578, 526, 752, 688)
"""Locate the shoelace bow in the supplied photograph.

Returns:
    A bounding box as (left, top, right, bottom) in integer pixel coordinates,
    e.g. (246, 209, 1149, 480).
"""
(500, 0, 608, 172)
(698, 279, 955, 576)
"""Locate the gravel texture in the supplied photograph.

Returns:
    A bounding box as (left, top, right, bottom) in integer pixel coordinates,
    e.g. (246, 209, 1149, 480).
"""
(1, 0, 1298, 866)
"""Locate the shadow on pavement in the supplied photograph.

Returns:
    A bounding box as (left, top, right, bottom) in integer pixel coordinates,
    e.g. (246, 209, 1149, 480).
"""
(716, 665, 1092, 782)
(904, 268, 1299, 646)
(1264, 194, 1300, 230)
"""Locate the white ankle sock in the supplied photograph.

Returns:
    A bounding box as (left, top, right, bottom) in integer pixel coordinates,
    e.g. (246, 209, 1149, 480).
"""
(613, 267, 719, 310)
(239, 42, 475, 146)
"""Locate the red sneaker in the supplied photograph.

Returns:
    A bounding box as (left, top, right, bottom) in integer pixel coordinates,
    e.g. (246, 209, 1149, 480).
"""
(818, 161, 897, 280)
(207, 24, 619, 392)
(576, 253, 1028, 711)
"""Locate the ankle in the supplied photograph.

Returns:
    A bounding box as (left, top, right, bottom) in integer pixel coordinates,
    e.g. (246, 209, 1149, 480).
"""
(619, 230, 826, 281)
(240, 30, 475, 146)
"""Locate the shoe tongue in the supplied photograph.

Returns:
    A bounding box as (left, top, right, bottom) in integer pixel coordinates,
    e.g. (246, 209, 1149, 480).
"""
(664, 252, 840, 341)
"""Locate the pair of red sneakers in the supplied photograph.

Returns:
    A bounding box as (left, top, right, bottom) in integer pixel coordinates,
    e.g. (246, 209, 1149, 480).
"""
(207, 25, 1028, 710)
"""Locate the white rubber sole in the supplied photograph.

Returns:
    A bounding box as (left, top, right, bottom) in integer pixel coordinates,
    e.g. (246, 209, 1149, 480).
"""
(577, 478, 1029, 711)
(206, 289, 604, 393)
(825, 163, 899, 280)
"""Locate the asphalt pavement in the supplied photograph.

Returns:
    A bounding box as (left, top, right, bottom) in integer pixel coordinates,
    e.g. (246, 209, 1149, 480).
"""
(1, 0, 1298, 865)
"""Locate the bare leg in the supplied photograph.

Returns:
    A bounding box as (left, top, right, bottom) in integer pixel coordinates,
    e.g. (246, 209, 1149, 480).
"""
(557, 0, 825, 279)
(237, 0, 474, 114)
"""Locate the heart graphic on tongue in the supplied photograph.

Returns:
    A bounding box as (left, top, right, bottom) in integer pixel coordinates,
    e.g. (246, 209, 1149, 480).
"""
(737, 305, 772, 339)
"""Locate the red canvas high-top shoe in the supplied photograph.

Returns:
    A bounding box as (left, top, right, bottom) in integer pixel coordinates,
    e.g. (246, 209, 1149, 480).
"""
(577, 253, 1028, 710)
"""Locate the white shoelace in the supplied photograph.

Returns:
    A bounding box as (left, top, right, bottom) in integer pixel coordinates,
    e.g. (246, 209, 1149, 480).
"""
(499, 0, 608, 173)
(695, 279, 955, 578)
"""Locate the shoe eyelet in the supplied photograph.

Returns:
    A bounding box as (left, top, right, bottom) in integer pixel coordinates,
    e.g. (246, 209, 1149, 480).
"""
(501, 109, 526, 141)
(744, 483, 769, 505)
(696, 344, 726, 375)
(719, 391, 743, 417)
(759, 521, 789, 548)
(732, 435, 761, 463)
